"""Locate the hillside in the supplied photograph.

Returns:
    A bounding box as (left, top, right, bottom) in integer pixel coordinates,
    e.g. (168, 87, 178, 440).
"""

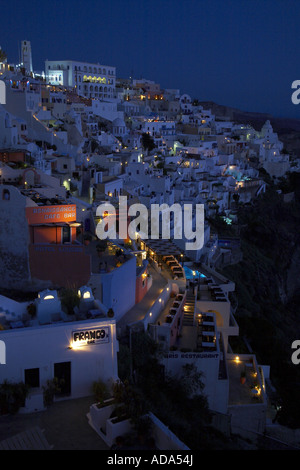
(200, 101, 300, 157)
(218, 172, 300, 428)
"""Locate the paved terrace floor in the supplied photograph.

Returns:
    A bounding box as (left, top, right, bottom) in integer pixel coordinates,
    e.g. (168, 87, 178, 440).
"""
(175, 325, 198, 350)
(227, 359, 264, 406)
(0, 396, 109, 450)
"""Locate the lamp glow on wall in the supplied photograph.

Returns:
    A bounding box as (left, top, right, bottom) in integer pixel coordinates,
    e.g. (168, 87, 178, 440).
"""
(38, 289, 57, 301)
(44, 294, 55, 300)
(78, 286, 93, 301)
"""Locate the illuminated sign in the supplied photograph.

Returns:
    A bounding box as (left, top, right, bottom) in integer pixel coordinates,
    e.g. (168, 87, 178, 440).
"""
(164, 352, 219, 359)
(72, 327, 109, 347)
(26, 205, 76, 224)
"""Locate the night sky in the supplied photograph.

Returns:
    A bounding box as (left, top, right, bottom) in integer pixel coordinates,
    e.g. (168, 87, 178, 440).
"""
(2, 0, 300, 119)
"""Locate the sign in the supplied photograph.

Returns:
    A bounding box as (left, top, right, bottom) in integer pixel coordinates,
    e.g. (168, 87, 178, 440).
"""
(164, 352, 219, 360)
(26, 205, 76, 224)
(72, 327, 109, 347)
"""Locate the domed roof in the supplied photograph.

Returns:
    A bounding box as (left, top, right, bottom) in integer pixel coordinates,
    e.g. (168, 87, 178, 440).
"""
(112, 117, 126, 127)
(262, 120, 272, 129)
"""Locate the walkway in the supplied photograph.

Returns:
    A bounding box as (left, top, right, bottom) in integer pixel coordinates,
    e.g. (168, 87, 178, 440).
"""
(0, 396, 109, 450)
(117, 264, 168, 331)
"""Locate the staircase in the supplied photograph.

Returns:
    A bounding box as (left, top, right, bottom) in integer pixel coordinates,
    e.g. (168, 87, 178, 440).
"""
(182, 291, 196, 326)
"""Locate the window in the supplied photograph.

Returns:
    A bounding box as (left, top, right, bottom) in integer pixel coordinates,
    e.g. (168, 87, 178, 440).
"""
(25, 368, 40, 388)
(2, 189, 10, 200)
(54, 362, 71, 396)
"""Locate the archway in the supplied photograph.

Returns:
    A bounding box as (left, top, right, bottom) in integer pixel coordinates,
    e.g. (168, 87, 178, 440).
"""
(22, 168, 41, 186)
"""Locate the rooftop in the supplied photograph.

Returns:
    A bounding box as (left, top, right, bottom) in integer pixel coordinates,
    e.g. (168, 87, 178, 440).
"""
(21, 189, 68, 205)
(0, 288, 111, 332)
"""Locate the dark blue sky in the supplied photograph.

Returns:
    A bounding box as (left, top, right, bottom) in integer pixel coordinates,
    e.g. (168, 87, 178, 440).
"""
(2, 0, 300, 118)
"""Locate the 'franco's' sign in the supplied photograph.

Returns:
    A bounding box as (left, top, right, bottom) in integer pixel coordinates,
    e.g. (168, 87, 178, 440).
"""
(72, 327, 109, 346)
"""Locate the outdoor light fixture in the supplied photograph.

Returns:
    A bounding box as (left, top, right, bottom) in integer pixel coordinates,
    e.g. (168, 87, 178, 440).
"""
(43, 295, 54, 300)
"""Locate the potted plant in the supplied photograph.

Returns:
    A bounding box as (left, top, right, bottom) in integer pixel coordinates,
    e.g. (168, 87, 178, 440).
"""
(92, 379, 110, 407)
(42, 378, 62, 408)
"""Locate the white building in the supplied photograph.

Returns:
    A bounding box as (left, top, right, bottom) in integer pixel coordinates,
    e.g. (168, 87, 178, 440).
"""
(142, 118, 176, 137)
(0, 288, 119, 411)
(45, 60, 116, 100)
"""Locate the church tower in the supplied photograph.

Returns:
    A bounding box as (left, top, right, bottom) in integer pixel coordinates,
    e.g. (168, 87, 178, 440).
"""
(21, 40, 33, 74)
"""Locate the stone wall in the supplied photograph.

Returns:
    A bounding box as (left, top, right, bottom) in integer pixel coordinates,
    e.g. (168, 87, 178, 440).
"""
(0, 185, 31, 290)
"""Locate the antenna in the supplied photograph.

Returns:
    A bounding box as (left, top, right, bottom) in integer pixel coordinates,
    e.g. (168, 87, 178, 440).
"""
(18, 41, 21, 66)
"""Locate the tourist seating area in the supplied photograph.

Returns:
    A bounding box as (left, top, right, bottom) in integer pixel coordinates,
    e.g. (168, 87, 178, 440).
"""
(165, 293, 185, 324)
(162, 255, 184, 279)
(196, 311, 217, 351)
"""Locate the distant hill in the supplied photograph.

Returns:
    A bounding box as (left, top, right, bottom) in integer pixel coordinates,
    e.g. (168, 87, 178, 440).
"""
(200, 101, 300, 156)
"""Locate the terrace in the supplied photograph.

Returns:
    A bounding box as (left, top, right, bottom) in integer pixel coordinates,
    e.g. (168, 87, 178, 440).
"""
(0, 287, 109, 331)
(156, 292, 185, 327)
(84, 239, 133, 274)
(227, 354, 265, 406)
(165, 308, 218, 354)
(197, 282, 228, 302)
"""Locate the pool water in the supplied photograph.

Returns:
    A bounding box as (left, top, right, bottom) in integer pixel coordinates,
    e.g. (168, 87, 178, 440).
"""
(183, 266, 206, 280)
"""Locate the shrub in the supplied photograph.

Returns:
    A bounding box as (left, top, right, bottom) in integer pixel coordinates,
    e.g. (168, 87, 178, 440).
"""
(92, 379, 110, 405)
(0, 380, 29, 414)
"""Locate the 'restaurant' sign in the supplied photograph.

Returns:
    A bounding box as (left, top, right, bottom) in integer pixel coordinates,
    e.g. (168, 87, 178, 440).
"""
(72, 327, 109, 346)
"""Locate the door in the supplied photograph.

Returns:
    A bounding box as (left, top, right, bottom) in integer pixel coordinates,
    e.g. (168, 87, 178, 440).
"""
(54, 361, 71, 396)
(62, 225, 71, 244)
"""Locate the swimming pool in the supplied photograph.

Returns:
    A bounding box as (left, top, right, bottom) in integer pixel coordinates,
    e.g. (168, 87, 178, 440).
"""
(183, 266, 206, 280)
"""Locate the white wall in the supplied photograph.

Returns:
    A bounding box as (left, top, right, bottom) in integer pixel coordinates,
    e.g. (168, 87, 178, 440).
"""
(162, 352, 228, 413)
(99, 256, 137, 320)
(0, 319, 119, 400)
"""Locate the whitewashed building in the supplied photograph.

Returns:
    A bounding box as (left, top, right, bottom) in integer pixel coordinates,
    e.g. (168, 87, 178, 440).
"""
(0, 288, 119, 412)
(45, 60, 116, 100)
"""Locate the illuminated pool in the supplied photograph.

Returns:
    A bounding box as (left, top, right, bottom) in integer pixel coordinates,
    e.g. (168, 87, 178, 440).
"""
(183, 266, 206, 280)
